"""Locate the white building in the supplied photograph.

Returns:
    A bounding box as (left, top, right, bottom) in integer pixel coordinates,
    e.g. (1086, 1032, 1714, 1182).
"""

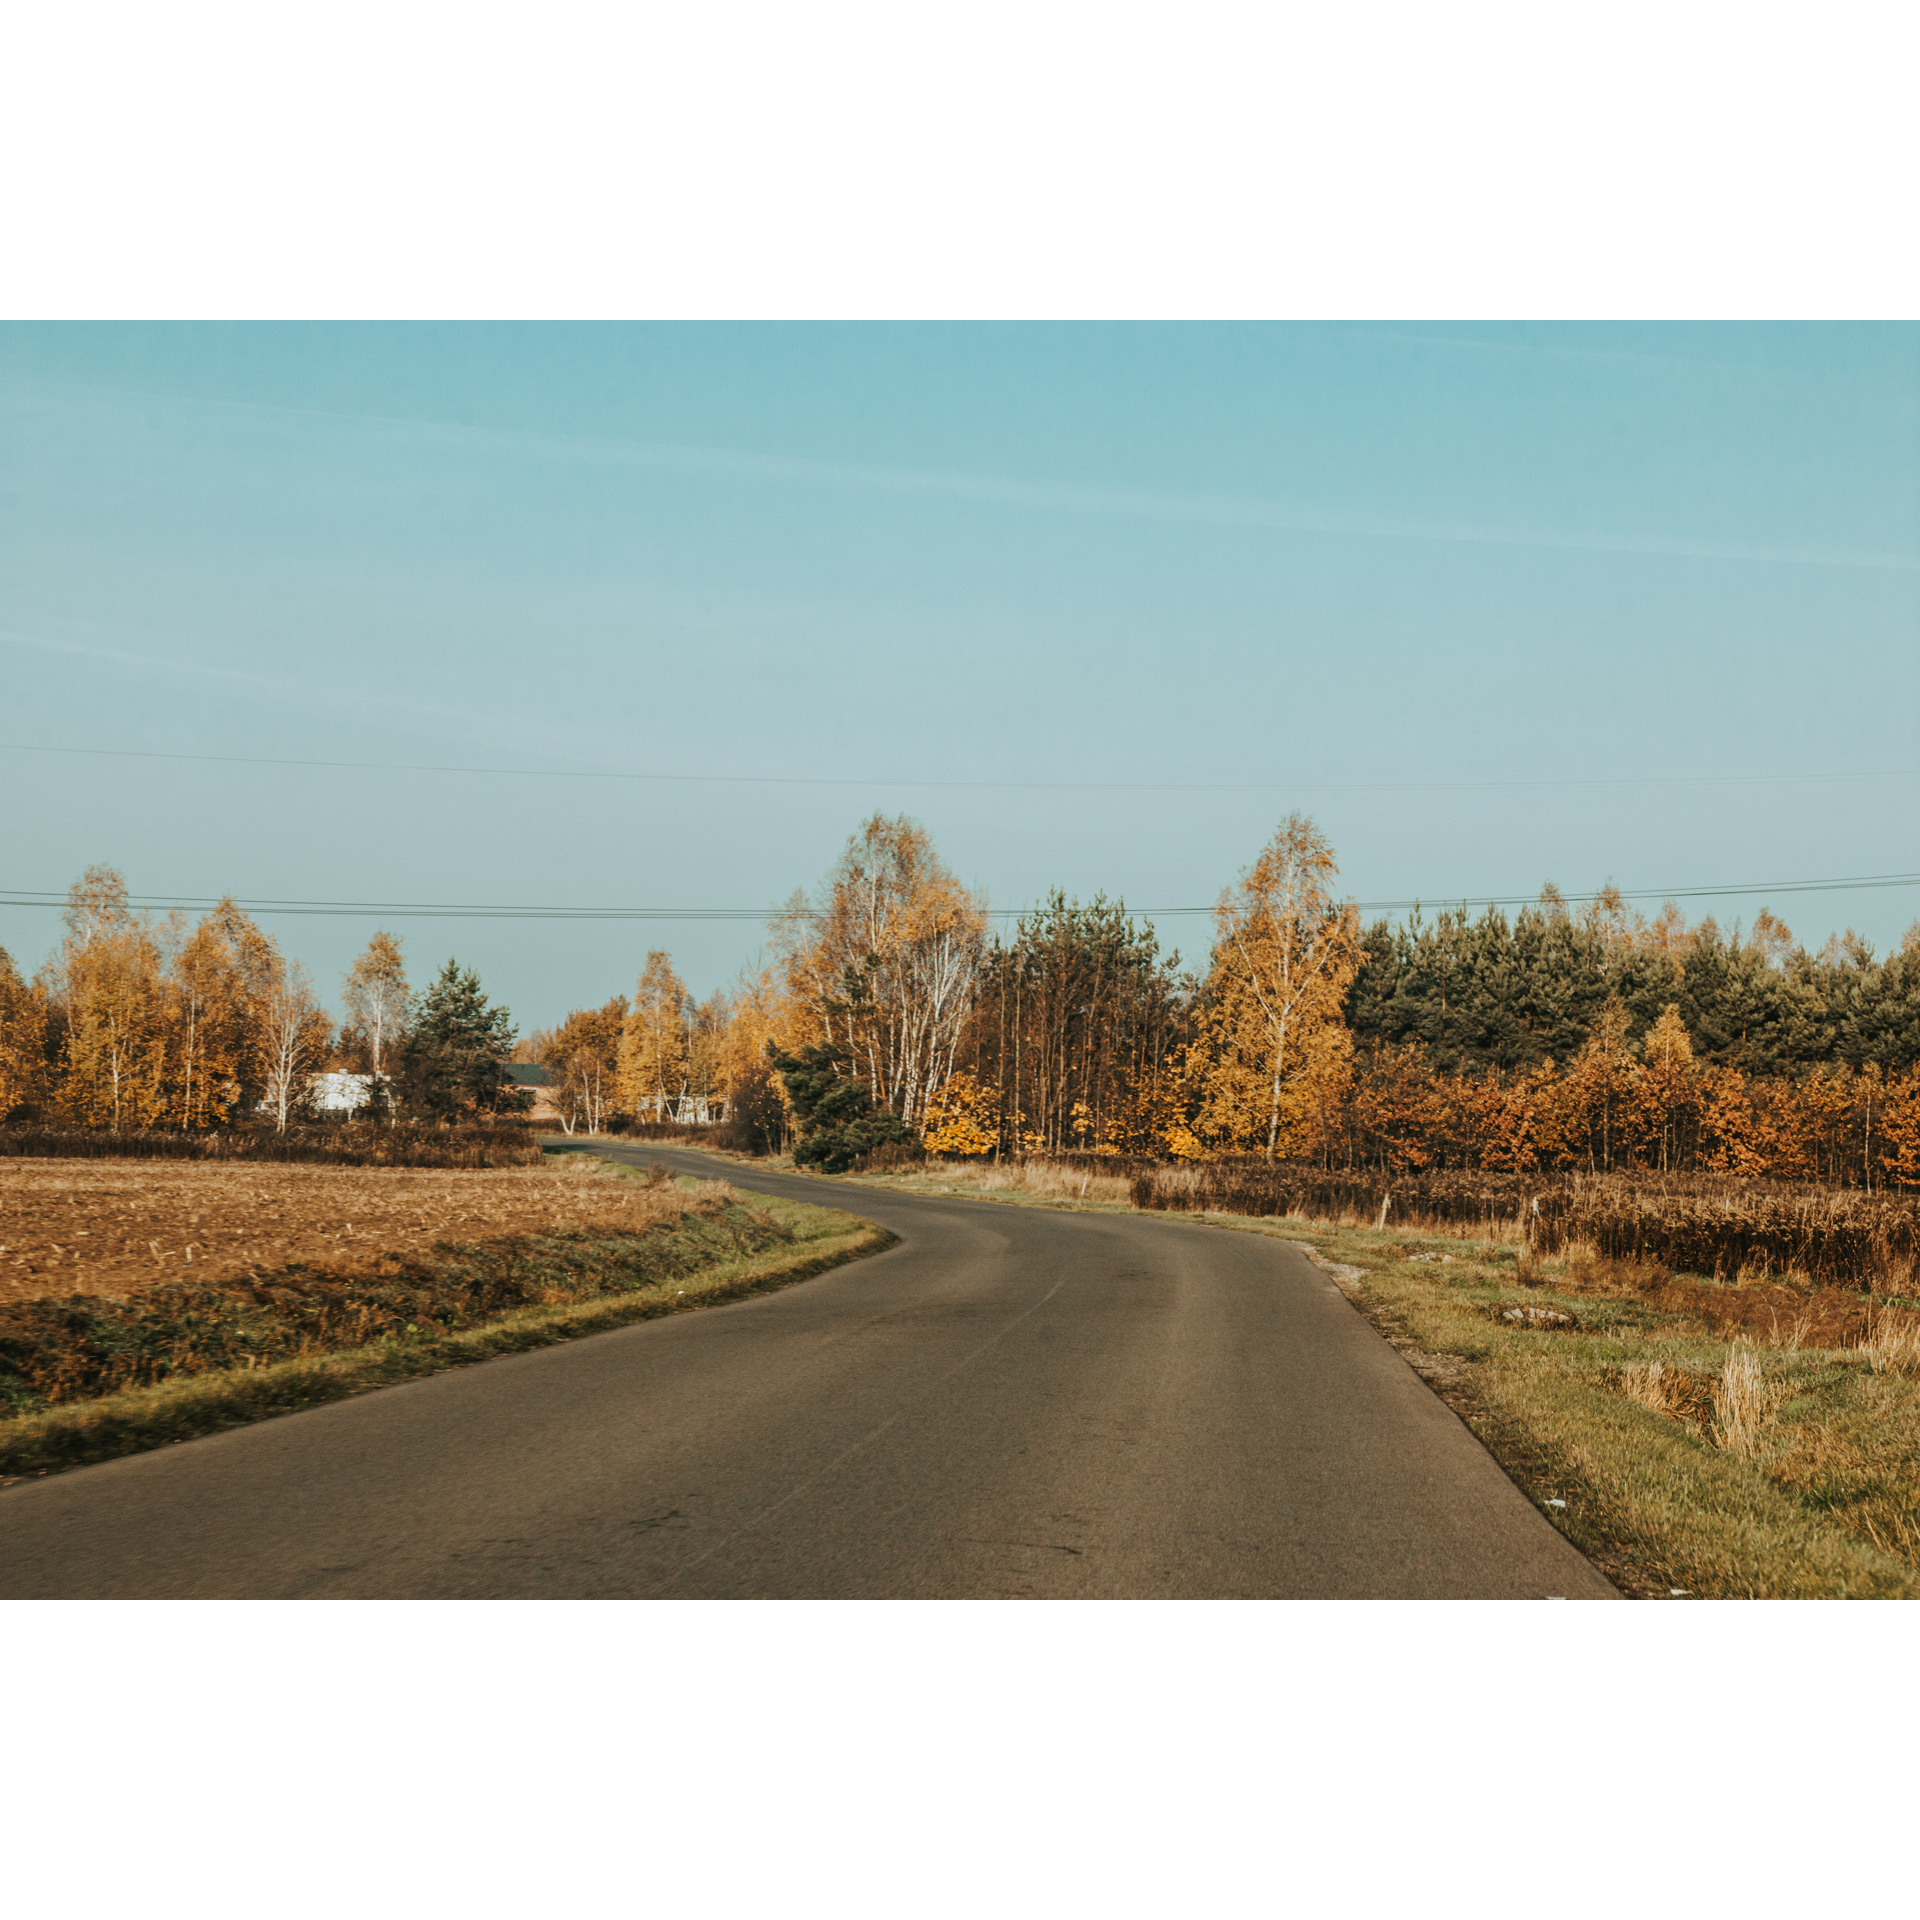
(310, 1071, 377, 1116)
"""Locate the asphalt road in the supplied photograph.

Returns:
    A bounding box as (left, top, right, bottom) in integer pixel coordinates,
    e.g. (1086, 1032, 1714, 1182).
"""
(0, 1144, 1615, 1598)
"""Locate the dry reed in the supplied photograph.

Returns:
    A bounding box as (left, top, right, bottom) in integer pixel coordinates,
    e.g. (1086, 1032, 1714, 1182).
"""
(1130, 1162, 1920, 1292)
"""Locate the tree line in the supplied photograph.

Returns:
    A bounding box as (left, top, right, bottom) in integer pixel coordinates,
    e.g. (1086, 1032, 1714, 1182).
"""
(0, 867, 523, 1130)
(10, 829, 1920, 1185)
(528, 811, 1920, 1185)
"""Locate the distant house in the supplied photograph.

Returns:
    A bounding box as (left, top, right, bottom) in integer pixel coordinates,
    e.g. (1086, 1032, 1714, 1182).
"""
(311, 1071, 376, 1116)
(504, 1061, 561, 1124)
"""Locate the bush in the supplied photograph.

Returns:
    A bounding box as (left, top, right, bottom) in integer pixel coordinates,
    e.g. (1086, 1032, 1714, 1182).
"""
(0, 1123, 543, 1170)
(767, 1039, 913, 1174)
(611, 1119, 726, 1146)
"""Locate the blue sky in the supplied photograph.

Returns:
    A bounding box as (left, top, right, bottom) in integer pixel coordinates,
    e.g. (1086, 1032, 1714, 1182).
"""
(3, 322, 1916, 1034)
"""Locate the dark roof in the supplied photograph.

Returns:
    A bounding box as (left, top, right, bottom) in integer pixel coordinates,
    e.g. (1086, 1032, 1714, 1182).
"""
(503, 1062, 555, 1087)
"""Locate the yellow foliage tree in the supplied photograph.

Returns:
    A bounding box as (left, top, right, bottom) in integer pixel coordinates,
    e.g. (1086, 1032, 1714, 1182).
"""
(922, 1070, 1000, 1156)
(1563, 995, 1637, 1171)
(547, 996, 627, 1135)
(1636, 1003, 1698, 1173)
(342, 931, 411, 1081)
(47, 866, 169, 1130)
(619, 950, 690, 1120)
(0, 945, 49, 1120)
(1197, 814, 1360, 1161)
(1879, 1067, 1920, 1189)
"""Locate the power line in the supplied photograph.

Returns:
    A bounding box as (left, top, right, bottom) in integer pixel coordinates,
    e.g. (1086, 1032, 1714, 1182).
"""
(2, 739, 1918, 796)
(3, 872, 1918, 923)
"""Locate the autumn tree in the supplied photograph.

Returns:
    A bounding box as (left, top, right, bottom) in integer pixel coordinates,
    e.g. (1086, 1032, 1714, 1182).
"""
(342, 932, 411, 1082)
(620, 952, 691, 1121)
(1564, 995, 1636, 1170)
(922, 1069, 999, 1156)
(1198, 815, 1360, 1161)
(714, 962, 800, 1151)
(1880, 1066, 1920, 1189)
(1637, 1003, 1698, 1173)
(686, 990, 730, 1123)
(260, 960, 330, 1132)
(0, 945, 50, 1120)
(776, 815, 986, 1131)
(44, 865, 168, 1130)
(547, 995, 627, 1135)
(160, 898, 283, 1130)
(1349, 1041, 1449, 1172)
(193, 897, 285, 1115)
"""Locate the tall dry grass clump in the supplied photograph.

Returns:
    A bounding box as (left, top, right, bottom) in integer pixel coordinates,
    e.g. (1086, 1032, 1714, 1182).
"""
(1617, 1343, 1785, 1458)
(1617, 1359, 1715, 1429)
(1712, 1342, 1782, 1458)
(1859, 1307, 1920, 1376)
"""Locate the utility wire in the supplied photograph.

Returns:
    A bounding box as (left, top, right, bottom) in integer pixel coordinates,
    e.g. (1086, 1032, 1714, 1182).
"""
(4, 873, 1918, 922)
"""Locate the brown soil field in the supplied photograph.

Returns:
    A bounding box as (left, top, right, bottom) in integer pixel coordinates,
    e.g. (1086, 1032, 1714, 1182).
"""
(0, 1158, 699, 1305)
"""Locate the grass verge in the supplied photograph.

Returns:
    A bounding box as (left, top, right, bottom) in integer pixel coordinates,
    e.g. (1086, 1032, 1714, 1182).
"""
(1268, 1219, 1920, 1599)
(0, 1179, 891, 1485)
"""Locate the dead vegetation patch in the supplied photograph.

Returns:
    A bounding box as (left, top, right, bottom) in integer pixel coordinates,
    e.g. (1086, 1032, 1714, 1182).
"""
(0, 1157, 702, 1305)
(1546, 1247, 1889, 1352)
(0, 1169, 788, 1411)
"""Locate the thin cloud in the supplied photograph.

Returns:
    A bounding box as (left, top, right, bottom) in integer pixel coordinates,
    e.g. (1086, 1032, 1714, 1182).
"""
(10, 374, 1918, 576)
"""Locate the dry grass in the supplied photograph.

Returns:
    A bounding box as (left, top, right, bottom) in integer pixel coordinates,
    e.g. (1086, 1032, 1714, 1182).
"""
(1860, 1306, 1920, 1376)
(1712, 1343, 1787, 1457)
(0, 1156, 705, 1305)
(851, 1156, 1138, 1208)
(1130, 1162, 1920, 1293)
(1263, 1216, 1920, 1596)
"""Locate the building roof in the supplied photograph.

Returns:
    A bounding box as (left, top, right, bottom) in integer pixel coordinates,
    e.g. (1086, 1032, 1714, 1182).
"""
(503, 1062, 555, 1087)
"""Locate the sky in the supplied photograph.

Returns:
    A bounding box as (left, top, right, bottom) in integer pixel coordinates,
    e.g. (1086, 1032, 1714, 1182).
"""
(2, 322, 1917, 1036)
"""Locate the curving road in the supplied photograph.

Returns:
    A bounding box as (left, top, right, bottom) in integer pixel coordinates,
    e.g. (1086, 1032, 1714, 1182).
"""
(0, 1143, 1614, 1598)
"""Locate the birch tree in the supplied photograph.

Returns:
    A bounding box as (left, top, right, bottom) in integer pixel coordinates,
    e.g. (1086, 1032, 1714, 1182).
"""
(619, 952, 691, 1120)
(776, 815, 987, 1130)
(342, 932, 411, 1081)
(549, 995, 626, 1134)
(46, 866, 169, 1130)
(260, 959, 329, 1132)
(1199, 814, 1360, 1161)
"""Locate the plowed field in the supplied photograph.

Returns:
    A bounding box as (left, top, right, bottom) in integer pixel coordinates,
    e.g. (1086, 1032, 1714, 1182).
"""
(0, 1159, 700, 1304)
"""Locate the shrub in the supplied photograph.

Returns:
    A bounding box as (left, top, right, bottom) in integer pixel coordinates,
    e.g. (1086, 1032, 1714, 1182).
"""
(0, 1123, 542, 1170)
